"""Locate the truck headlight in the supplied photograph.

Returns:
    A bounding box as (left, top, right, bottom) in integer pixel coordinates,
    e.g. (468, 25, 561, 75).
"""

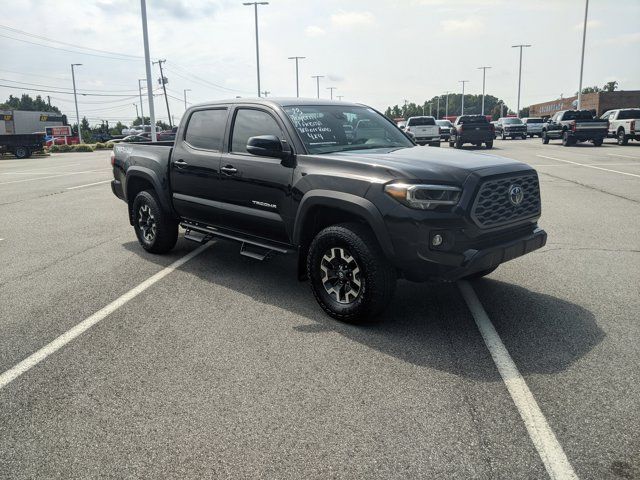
(384, 183, 462, 210)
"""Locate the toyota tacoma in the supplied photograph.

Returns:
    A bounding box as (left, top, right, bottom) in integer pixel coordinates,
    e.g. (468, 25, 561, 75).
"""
(111, 99, 546, 322)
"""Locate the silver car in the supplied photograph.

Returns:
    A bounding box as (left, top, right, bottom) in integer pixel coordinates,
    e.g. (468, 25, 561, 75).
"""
(522, 117, 544, 138)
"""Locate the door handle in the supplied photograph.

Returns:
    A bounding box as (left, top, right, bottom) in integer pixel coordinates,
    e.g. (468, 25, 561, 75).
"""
(174, 159, 188, 168)
(221, 165, 238, 175)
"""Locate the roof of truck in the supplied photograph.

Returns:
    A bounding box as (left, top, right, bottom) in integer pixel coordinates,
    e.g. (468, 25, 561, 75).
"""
(189, 97, 363, 109)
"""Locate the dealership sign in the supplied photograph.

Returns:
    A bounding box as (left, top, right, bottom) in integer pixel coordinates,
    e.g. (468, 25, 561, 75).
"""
(46, 126, 72, 136)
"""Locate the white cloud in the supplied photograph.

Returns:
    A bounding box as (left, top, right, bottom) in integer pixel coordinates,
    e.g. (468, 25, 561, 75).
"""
(440, 18, 484, 33)
(305, 25, 326, 37)
(330, 11, 375, 28)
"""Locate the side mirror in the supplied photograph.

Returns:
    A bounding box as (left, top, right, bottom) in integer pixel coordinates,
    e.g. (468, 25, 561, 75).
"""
(247, 135, 286, 159)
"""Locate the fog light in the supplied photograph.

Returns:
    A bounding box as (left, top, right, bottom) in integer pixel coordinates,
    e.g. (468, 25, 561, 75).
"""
(432, 234, 443, 246)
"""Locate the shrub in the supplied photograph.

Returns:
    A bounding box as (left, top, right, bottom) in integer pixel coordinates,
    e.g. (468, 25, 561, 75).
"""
(73, 144, 95, 152)
(94, 142, 106, 150)
(58, 144, 72, 152)
(105, 142, 115, 149)
(48, 145, 60, 153)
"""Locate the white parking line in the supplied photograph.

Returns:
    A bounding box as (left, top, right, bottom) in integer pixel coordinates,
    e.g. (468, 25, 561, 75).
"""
(537, 155, 640, 178)
(66, 180, 112, 190)
(607, 153, 640, 160)
(0, 170, 110, 185)
(0, 162, 82, 173)
(0, 242, 212, 391)
(458, 281, 579, 480)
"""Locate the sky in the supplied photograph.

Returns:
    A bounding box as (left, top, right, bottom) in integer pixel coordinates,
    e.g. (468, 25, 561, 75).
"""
(1, 0, 639, 126)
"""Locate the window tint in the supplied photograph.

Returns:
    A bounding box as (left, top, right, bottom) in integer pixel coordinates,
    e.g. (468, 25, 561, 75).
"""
(619, 109, 640, 119)
(503, 118, 523, 124)
(458, 115, 488, 124)
(525, 118, 542, 123)
(563, 110, 593, 120)
(231, 109, 284, 154)
(407, 117, 436, 126)
(185, 109, 227, 150)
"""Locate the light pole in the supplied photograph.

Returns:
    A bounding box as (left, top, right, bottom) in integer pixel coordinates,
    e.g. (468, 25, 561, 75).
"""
(337, 95, 344, 101)
(287, 56, 305, 97)
(137, 78, 146, 123)
(326, 87, 336, 100)
(311, 75, 324, 99)
(477, 66, 491, 115)
(243, 2, 269, 97)
(459, 80, 469, 116)
(512, 44, 531, 117)
(70, 63, 82, 143)
(133, 103, 139, 120)
(444, 91, 450, 118)
(577, 0, 589, 109)
(140, 0, 157, 141)
(183, 89, 191, 110)
(436, 96, 440, 119)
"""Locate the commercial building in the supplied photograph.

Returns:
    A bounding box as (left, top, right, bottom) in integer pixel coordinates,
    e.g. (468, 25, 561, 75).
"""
(529, 90, 640, 118)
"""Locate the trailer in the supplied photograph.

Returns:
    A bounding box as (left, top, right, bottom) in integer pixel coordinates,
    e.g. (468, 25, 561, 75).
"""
(0, 133, 46, 158)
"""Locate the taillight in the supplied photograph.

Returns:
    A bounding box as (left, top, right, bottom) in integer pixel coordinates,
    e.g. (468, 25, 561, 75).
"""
(459, 125, 464, 132)
(110, 151, 115, 166)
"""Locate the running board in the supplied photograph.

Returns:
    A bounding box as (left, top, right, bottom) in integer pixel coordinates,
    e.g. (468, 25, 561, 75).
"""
(181, 222, 290, 259)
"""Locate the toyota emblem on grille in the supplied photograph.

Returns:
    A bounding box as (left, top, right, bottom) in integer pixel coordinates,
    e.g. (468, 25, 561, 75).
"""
(508, 184, 524, 206)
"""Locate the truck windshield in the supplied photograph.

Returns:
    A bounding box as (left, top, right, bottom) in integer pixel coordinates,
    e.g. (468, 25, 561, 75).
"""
(407, 117, 436, 126)
(618, 109, 640, 119)
(525, 118, 543, 123)
(283, 105, 413, 154)
(503, 118, 523, 124)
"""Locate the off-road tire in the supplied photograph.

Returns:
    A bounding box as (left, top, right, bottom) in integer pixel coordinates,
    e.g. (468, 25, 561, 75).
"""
(307, 223, 396, 323)
(132, 190, 178, 254)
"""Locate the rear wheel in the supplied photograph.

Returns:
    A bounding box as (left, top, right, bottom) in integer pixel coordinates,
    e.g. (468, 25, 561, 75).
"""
(14, 146, 28, 159)
(307, 223, 396, 323)
(485, 141, 493, 149)
(521, 134, 527, 140)
(542, 131, 549, 144)
(593, 138, 603, 147)
(132, 190, 179, 254)
(455, 139, 463, 149)
(562, 131, 573, 146)
(617, 129, 628, 145)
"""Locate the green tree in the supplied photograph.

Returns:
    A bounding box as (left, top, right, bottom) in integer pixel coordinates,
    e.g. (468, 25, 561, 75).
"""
(109, 121, 127, 135)
(577, 85, 601, 94)
(132, 116, 150, 126)
(0, 94, 61, 113)
(386, 94, 511, 120)
(156, 120, 170, 130)
(519, 107, 530, 117)
(602, 81, 618, 92)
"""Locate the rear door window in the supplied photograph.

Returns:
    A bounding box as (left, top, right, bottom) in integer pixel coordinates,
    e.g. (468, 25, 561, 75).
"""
(185, 109, 227, 151)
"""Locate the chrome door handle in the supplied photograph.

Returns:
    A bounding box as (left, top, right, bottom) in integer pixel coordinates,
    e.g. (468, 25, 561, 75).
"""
(221, 165, 237, 175)
(174, 159, 188, 168)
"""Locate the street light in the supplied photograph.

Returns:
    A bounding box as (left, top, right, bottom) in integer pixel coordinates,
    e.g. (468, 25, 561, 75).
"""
(287, 56, 305, 97)
(183, 89, 191, 110)
(137, 78, 146, 122)
(436, 96, 440, 119)
(336, 95, 344, 101)
(243, 2, 269, 97)
(577, 0, 589, 109)
(70, 63, 82, 143)
(133, 103, 139, 120)
(326, 86, 336, 100)
(511, 44, 531, 118)
(477, 66, 491, 116)
(311, 75, 324, 99)
(459, 80, 469, 116)
(444, 91, 450, 118)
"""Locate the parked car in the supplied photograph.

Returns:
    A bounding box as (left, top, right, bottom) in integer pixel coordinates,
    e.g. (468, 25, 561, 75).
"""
(449, 115, 494, 149)
(396, 120, 406, 130)
(436, 119, 453, 142)
(542, 110, 608, 146)
(600, 108, 640, 145)
(405, 116, 440, 146)
(121, 135, 150, 143)
(522, 117, 544, 138)
(157, 131, 176, 142)
(111, 98, 545, 321)
(494, 117, 527, 140)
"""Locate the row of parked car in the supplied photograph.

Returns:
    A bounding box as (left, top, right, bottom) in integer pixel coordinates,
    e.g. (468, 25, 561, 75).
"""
(396, 107, 639, 149)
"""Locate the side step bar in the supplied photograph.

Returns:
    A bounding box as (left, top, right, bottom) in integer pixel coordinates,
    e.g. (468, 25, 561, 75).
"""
(180, 222, 290, 261)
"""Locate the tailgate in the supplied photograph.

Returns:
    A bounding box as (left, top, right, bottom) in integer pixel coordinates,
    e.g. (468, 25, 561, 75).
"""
(413, 126, 438, 136)
(576, 121, 608, 132)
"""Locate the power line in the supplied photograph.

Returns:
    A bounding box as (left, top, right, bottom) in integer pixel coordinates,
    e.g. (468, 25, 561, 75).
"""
(165, 62, 248, 94)
(0, 78, 138, 94)
(0, 83, 143, 97)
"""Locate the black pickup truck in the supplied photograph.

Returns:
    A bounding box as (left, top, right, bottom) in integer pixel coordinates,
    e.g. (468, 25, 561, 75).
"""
(111, 99, 546, 322)
(541, 109, 608, 146)
(448, 115, 495, 149)
(494, 117, 527, 140)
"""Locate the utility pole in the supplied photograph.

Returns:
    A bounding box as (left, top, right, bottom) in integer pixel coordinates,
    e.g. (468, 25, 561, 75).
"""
(311, 75, 324, 99)
(287, 56, 305, 97)
(138, 78, 146, 123)
(477, 66, 491, 116)
(429, 103, 432, 116)
(444, 91, 450, 118)
(337, 95, 344, 101)
(70, 63, 82, 143)
(512, 44, 531, 117)
(46, 95, 51, 107)
(262, 90, 270, 97)
(436, 96, 440, 119)
(133, 103, 139, 120)
(326, 86, 336, 100)
(140, 0, 157, 141)
(243, 2, 269, 97)
(153, 59, 172, 128)
(459, 80, 469, 116)
(183, 89, 191, 110)
(577, 0, 589, 109)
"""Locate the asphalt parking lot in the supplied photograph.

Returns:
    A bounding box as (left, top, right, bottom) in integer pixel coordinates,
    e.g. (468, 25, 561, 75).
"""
(1, 139, 639, 479)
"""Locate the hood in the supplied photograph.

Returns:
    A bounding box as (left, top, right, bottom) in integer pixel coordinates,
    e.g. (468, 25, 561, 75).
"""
(321, 146, 526, 184)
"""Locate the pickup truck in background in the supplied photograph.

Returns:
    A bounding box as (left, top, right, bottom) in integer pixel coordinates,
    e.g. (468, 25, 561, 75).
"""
(542, 110, 608, 146)
(111, 98, 545, 322)
(449, 115, 494, 149)
(494, 117, 527, 140)
(522, 117, 544, 138)
(601, 108, 640, 145)
(436, 119, 453, 142)
(405, 116, 440, 146)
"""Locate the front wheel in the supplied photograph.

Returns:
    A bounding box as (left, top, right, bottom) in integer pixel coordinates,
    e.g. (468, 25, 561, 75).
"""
(617, 130, 628, 146)
(485, 141, 493, 149)
(132, 190, 179, 254)
(307, 223, 396, 323)
(542, 131, 549, 144)
(501, 132, 506, 140)
(562, 131, 573, 146)
(14, 146, 29, 159)
(455, 139, 463, 149)
(521, 134, 527, 140)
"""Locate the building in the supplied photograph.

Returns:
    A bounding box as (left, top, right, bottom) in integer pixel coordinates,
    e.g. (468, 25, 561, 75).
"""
(529, 90, 640, 118)
(1, 110, 66, 135)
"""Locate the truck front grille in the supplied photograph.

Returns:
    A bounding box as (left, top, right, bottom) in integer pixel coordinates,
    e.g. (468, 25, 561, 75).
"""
(471, 174, 540, 228)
